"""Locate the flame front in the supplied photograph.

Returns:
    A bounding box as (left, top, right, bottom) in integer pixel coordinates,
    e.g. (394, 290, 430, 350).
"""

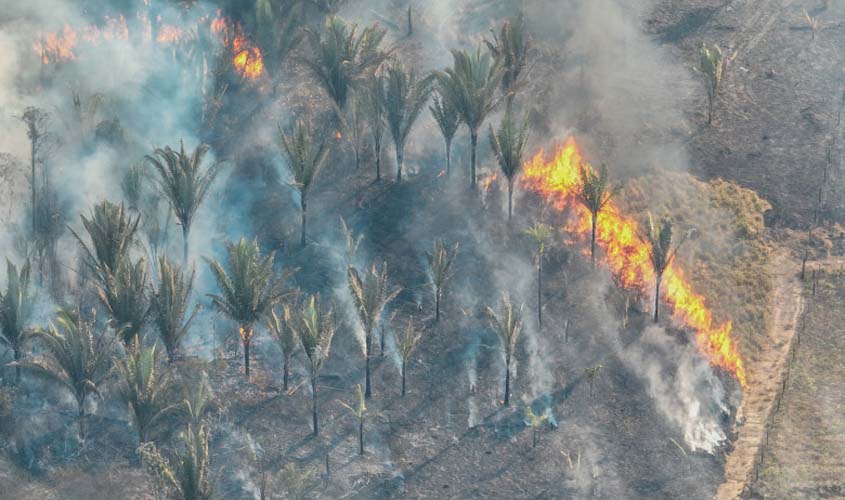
(33, 8, 264, 80)
(522, 137, 746, 387)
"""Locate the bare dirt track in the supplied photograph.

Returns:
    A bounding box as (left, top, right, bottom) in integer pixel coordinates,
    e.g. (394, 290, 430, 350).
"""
(716, 250, 803, 500)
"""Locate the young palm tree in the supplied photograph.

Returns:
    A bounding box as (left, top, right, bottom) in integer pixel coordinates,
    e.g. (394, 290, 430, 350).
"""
(138, 423, 214, 500)
(425, 239, 459, 322)
(698, 43, 724, 126)
(577, 163, 616, 267)
(340, 217, 364, 266)
(340, 384, 367, 455)
(206, 238, 291, 379)
(98, 257, 150, 345)
(363, 75, 387, 180)
(436, 48, 504, 189)
(345, 93, 367, 171)
(70, 200, 140, 288)
(485, 294, 523, 406)
(264, 304, 298, 391)
(347, 262, 401, 399)
(484, 16, 531, 113)
(524, 406, 549, 449)
(0, 259, 33, 384)
(640, 214, 685, 323)
(489, 111, 530, 220)
(383, 61, 434, 181)
(150, 256, 198, 362)
(302, 16, 389, 115)
(116, 341, 181, 443)
(145, 142, 222, 264)
(429, 91, 460, 176)
(290, 294, 337, 436)
(583, 364, 603, 398)
(18, 308, 117, 439)
(395, 317, 422, 397)
(278, 119, 330, 247)
(525, 222, 553, 327)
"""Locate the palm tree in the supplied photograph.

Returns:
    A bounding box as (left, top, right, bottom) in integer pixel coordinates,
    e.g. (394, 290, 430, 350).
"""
(264, 304, 298, 391)
(137, 423, 214, 500)
(116, 341, 181, 443)
(425, 239, 459, 322)
(340, 384, 367, 455)
(17, 308, 117, 439)
(145, 142, 222, 263)
(577, 163, 616, 267)
(150, 256, 198, 362)
(302, 16, 389, 115)
(525, 222, 553, 327)
(290, 294, 337, 436)
(278, 119, 330, 247)
(485, 294, 523, 406)
(363, 75, 387, 180)
(583, 364, 603, 398)
(345, 93, 367, 171)
(489, 111, 530, 220)
(698, 43, 724, 126)
(347, 262, 401, 399)
(436, 48, 503, 189)
(98, 257, 150, 345)
(524, 406, 549, 449)
(206, 238, 291, 379)
(429, 91, 460, 176)
(70, 200, 140, 288)
(640, 214, 685, 323)
(0, 259, 33, 384)
(395, 317, 422, 396)
(383, 61, 434, 181)
(484, 16, 531, 113)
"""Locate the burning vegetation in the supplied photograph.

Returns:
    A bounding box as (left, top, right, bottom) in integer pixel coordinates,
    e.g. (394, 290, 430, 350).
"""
(1, 0, 802, 497)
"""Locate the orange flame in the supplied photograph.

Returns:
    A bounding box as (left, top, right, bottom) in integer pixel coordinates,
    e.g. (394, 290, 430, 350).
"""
(33, 8, 265, 80)
(482, 172, 499, 192)
(522, 137, 746, 387)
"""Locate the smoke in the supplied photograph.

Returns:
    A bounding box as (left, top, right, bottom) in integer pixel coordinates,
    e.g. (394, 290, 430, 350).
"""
(622, 325, 728, 453)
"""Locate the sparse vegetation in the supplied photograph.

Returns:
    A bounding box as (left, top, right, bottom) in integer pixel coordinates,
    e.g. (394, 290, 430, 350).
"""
(150, 256, 198, 362)
(347, 262, 401, 398)
(485, 293, 523, 406)
(264, 304, 298, 391)
(425, 239, 459, 322)
(697, 43, 724, 126)
(383, 61, 433, 181)
(0, 259, 33, 384)
(484, 16, 531, 113)
(145, 142, 222, 263)
(525, 222, 553, 327)
(489, 110, 530, 220)
(116, 341, 180, 443)
(340, 384, 367, 455)
(395, 317, 422, 396)
(206, 238, 291, 379)
(290, 294, 337, 436)
(640, 214, 684, 323)
(429, 91, 460, 176)
(577, 163, 616, 267)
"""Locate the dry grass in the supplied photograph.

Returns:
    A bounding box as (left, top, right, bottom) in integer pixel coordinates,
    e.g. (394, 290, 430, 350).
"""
(622, 172, 773, 366)
(753, 272, 845, 498)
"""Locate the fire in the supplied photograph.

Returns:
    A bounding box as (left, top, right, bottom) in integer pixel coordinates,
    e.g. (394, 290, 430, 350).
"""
(33, 7, 264, 80)
(482, 172, 499, 192)
(522, 137, 746, 387)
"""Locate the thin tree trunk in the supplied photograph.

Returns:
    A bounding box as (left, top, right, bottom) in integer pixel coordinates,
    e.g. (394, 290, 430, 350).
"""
(435, 289, 441, 322)
(445, 141, 451, 176)
(590, 211, 597, 267)
(358, 418, 364, 455)
(30, 139, 36, 232)
(365, 333, 372, 399)
(396, 147, 404, 181)
(401, 360, 407, 396)
(537, 259, 542, 328)
(78, 406, 86, 441)
(312, 379, 319, 436)
(301, 198, 307, 247)
(283, 356, 289, 391)
(503, 358, 511, 406)
(653, 275, 661, 323)
(244, 338, 251, 379)
(508, 182, 514, 221)
(13, 347, 20, 385)
(182, 225, 190, 264)
(354, 145, 360, 171)
(470, 131, 478, 189)
(375, 143, 382, 180)
(532, 427, 538, 448)
(380, 325, 385, 356)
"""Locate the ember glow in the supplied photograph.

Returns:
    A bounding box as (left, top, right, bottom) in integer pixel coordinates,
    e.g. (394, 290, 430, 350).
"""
(33, 8, 264, 80)
(522, 137, 747, 387)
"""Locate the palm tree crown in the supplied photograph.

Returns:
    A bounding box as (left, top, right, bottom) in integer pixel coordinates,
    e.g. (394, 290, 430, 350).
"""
(145, 142, 222, 263)
(150, 256, 198, 362)
(489, 111, 530, 220)
(70, 200, 139, 288)
(0, 258, 34, 382)
(383, 61, 434, 181)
